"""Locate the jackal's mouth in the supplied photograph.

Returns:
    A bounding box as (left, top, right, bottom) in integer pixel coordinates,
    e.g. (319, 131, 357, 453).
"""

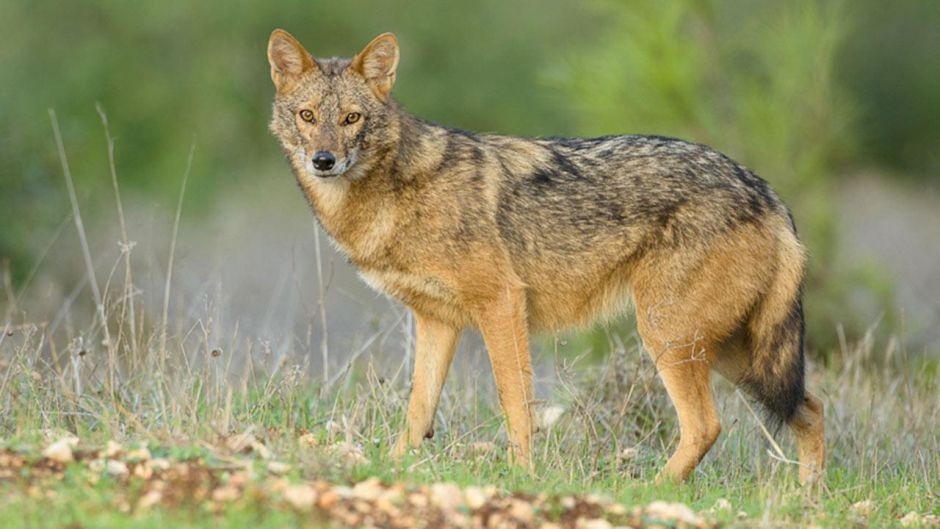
(302, 150, 358, 179)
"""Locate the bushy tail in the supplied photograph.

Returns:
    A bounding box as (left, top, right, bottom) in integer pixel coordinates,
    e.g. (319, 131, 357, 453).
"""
(741, 230, 807, 428)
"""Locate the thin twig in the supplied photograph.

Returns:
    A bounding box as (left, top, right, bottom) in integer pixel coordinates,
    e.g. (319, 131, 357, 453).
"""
(313, 221, 330, 387)
(159, 143, 196, 360)
(96, 103, 138, 359)
(49, 109, 114, 381)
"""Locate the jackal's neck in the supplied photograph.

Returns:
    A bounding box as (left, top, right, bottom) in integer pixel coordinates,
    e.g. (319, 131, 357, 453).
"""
(370, 107, 465, 187)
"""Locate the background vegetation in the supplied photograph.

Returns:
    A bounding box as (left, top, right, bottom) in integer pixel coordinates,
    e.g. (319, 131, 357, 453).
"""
(0, 1, 938, 527)
(2, 0, 938, 353)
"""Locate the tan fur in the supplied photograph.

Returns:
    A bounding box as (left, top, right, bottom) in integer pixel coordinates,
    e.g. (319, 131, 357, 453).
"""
(266, 30, 825, 483)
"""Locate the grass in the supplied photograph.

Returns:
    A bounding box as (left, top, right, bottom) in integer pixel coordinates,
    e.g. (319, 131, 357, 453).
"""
(0, 114, 937, 527)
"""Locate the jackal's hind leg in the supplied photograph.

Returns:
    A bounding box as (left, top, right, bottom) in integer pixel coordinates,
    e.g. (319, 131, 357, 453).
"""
(789, 392, 825, 484)
(639, 327, 721, 483)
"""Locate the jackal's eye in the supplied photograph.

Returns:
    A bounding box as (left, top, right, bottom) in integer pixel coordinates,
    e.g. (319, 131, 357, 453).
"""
(343, 112, 361, 125)
(299, 109, 316, 123)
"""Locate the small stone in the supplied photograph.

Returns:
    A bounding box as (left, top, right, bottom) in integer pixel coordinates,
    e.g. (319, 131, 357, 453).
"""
(488, 513, 506, 529)
(103, 440, 123, 458)
(137, 490, 162, 510)
(42, 437, 77, 464)
(212, 485, 240, 502)
(538, 405, 565, 430)
(267, 461, 291, 475)
(736, 510, 749, 520)
(332, 485, 353, 499)
(283, 485, 318, 510)
(265, 477, 289, 493)
(352, 477, 384, 501)
(133, 464, 153, 480)
(125, 446, 151, 462)
(106, 460, 129, 476)
(375, 496, 400, 517)
(250, 440, 272, 459)
(408, 492, 428, 508)
(900, 512, 922, 526)
(619, 447, 639, 460)
(576, 518, 612, 529)
(298, 433, 318, 448)
(464, 486, 488, 510)
(508, 498, 535, 523)
(331, 442, 368, 465)
(851, 499, 874, 517)
(318, 490, 341, 510)
(713, 498, 732, 512)
(148, 458, 171, 471)
(645, 501, 700, 525)
(430, 482, 463, 511)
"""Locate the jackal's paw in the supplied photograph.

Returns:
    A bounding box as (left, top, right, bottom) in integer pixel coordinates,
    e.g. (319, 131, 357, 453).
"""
(798, 464, 824, 487)
(391, 435, 418, 460)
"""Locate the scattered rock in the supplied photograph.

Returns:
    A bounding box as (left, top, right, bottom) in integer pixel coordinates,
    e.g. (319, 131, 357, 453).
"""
(106, 460, 129, 477)
(713, 498, 732, 512)
(266, 461, 291, 475)
(136, 490, 162, 510)
(900, 512, 922, 526)
(125, 446, 151, 462)
(851, 499, 874, 517)
(538, 405, 566, 430)
(148, 458, 171, 471)
(103, 440, 123, 458)
(298, 433, 318, 448)
(509, 498, 536, 524)
(464, 485, 488, 510)
(329, 442, 368, 465)
(211, 485, 240, 502)
(283, 484, 318, 510)
(576, 518, 612, 529)
(430, 482, 463, 511)
(42, 437, 78, 464)
(352, 477, 384, 501)
(645, 501, 701, 526)
(619, 447, 640, 460)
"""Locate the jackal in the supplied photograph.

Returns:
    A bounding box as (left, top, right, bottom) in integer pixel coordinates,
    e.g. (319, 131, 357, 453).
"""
(266, 30, 825, 483)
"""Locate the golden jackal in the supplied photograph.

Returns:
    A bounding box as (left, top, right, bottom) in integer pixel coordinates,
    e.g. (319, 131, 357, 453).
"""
(266, 30, 825, 483)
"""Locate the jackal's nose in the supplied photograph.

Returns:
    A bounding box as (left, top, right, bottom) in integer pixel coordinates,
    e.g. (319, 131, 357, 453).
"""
(312, 151, 336, 171)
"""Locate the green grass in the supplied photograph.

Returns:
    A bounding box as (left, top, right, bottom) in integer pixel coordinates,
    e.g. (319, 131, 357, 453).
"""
(0, 324, 936, 528)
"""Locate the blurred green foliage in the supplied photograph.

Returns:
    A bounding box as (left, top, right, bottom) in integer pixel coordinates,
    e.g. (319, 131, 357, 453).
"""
(553, 0, 868, 353)
(0, 0, 936, 349)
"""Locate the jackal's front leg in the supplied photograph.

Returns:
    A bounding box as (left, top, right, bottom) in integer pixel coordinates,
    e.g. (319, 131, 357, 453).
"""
(476, 286, 535, 470)
(392, 313, 460, 459)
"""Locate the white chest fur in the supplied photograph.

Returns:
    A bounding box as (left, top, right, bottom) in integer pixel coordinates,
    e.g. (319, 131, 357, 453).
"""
(358, 268, 454, 302)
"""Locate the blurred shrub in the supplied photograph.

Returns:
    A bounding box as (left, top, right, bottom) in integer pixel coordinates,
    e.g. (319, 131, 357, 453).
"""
(840, 0, 940, 178)
(552, 0, 886, 354)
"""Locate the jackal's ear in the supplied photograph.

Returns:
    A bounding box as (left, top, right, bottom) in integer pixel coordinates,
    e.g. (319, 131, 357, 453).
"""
(352, 33, 399, 102)
(267, 29, 316, 91)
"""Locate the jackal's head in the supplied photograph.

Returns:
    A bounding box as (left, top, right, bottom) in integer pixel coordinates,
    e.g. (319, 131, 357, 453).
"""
(267, 30, 399, 179)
